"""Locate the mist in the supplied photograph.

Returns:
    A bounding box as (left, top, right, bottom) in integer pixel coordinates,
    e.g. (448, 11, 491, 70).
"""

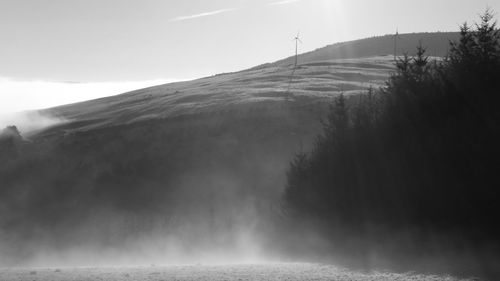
(1, 201, 268, 268)
(0, 110, 66, 136)
(0, 105, 319, 268)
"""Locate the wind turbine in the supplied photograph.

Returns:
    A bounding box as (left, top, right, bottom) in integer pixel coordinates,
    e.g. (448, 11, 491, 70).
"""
(293, 32, 302, 67)
(287, 32, 303, 98)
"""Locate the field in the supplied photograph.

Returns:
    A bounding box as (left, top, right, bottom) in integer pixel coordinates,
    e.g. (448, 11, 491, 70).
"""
(0, 263, 476, 281)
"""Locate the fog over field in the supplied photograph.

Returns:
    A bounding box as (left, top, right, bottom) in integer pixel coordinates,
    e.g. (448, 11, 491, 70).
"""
(1, 1, 500, 281)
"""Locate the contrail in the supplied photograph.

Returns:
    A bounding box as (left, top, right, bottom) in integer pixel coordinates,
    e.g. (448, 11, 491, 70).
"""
(268, 0, 302, 6)
(170, 8, 238, 22)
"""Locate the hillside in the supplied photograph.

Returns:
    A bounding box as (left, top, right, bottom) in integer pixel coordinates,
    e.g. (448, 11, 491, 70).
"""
(42, 56, 393, 134)
(42, 33, 458, 133)
(0, 32, 457, 267)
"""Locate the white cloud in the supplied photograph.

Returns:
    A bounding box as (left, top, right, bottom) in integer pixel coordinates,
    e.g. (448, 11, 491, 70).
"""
(0, 77, 185, 114)
(267, 0, 302, 6)
(170, 8, 237, 22)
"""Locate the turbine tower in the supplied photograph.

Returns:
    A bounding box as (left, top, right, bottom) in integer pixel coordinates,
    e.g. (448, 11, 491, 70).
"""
(394, 28, 399, 61)
(293, 32, 302, 67)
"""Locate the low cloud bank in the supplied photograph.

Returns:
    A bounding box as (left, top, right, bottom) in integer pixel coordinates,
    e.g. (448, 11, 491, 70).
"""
(0, 77, 187, 114)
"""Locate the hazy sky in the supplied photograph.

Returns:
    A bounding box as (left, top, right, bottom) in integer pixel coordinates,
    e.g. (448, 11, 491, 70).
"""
(0, 0, 498, 112)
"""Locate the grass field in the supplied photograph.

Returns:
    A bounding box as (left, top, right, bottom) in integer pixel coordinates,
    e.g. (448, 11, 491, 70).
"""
(0, 263, 477, 281)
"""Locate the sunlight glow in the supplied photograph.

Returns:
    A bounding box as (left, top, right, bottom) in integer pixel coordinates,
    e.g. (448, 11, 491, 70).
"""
(321, 0, 347, 36)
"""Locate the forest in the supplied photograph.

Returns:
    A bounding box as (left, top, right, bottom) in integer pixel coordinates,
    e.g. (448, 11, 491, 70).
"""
(283, 10, 500, 277)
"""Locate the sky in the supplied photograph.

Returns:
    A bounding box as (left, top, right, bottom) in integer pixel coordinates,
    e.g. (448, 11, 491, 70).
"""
(0, 0, 498, 113)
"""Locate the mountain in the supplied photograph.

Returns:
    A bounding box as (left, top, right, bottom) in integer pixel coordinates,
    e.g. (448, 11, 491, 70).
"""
(0, 32, 458, 266)
(42, 32, 458, 133)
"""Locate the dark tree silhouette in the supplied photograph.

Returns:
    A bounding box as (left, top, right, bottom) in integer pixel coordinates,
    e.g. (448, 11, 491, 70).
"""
(283, 11, 500, 274)
(0, 126, 22, 140)
(0, 126, 23, 157)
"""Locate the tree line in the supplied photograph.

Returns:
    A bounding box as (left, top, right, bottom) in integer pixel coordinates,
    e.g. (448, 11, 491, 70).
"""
(283, 10, 500, 253)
